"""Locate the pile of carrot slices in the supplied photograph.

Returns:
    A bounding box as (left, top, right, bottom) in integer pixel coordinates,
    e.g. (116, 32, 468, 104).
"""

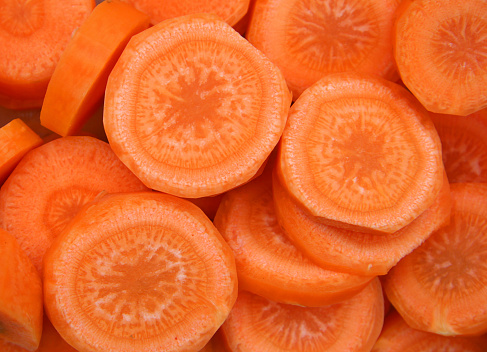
(1, 0, 487, 351)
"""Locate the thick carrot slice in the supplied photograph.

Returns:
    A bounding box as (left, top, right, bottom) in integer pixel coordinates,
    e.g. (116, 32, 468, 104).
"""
(0, 228, 43, 351)
(43, 191, 238, 352)
(272, 169, 452, 276)
(0, 119, 43, 184)
(277, 72, 443, 234)
(40, 0, 150, 137)
(383, 183, 487, 336)
(246, 0, 400, 98)
(0, 136, 148, 273)
(372, 311, 487, 352)
(0, 0, 95, 109)
(221, 278, 384, 352)
(104, 14, 291, 198)
(394, 0, 487, 116)
(431, 109, 487, 183)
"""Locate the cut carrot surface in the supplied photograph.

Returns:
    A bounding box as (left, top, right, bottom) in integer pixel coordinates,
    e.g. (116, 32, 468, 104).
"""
(104, 13, 291, 198)
(220, 278, 384, 352)
(0, 136, 149, 273)
(40, 0, 150, 137)
(43, 191, 238, 352)
(0, 228, 43, 351)
(383, 183, 487, 336)
(394, 0, 487, 116)
(0, 0, 95, 109)
(277, 72, 444, 234)
(246, 0, 401, 98)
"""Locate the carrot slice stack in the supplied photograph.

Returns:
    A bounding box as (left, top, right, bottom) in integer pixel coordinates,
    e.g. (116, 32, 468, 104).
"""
(383, 183, 487, 336)
(43, 192, 238, 352)
(104, 14, 291, 198)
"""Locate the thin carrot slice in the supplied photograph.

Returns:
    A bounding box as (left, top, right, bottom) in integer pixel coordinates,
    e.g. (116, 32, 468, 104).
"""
(40, 0, 150, 137)
(272, 169, 451, 276)
(220, 278, 384, 352)
(0, 136, 149, 273)
(372, 311, 487, 352)
(43, 191, 238, 352)
(394, 0, 487, 116)
(246, 0, 401, 98)
(0, 119, 43, 184)
(383, 183, 487, 336)
(277, 72, 443, 234)
(0, 0, 95, 109)
(104, 14, 291, 198)
(0, 228, 43, 351)
(431, 109, 487, 183)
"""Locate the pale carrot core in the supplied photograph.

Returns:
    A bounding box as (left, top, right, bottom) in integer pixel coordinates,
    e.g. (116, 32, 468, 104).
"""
(1, 0, 44, 37)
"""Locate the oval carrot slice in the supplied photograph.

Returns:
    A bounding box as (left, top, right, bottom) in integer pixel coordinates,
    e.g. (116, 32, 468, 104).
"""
(0, 136, 149, 273)
(43, 191, 238, 352)
(221, 278, 384, 352)
(104, 14, 291, 198)
(277, 72, 443, 234)
(394, 0, 487, 116)
(383, 183, 487, 336)
(246, 0, 401, 98)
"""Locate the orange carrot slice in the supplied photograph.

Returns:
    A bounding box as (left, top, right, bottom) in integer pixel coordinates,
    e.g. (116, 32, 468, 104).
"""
(221, 278, 384, 352)
(0, 119, 43, 184)
(246, 0, 401, 98)
(0, 0, 95, 109)
(40, 0, 150, 137)
(383, 183, 487, 336)
(0, 136, 149, 273)
(277, 72, 443, 234)
(104, 14, 291, 198)
(0, 228, 43, 351)
(43, 191, 238, 352)
(394, 0, 487, 116)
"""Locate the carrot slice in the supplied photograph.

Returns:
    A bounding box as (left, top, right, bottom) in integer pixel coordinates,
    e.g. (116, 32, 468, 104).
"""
(104, 13, 291, 198)
(383, 183, 487, 336)
(0, 228, 43, 351)
(0, 119, 43, 184)
(277, 72, 443, 234)
(431, 109, 487, 183)
(394, 0, 487, 116)
(272, 169, 452, 276)
(0, 0, 95, 109)
(246, 0, 400, 98)
(221, 278, 384, 352)
(43, 191, 238, 352)
(0, 136, 149, 273)
(40, 0, 150, 137)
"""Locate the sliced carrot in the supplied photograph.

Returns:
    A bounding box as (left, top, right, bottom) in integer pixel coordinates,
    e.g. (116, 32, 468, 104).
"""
(277, 72, 444, 234)
(104, 13, 291, 198)
(0, 228, 43, 351)
(246, 0, 401, 98)
(40, 0, 150, 137)
(0, 136, 149, 273)
(0, 0, 95, 109)
(43, 191, 238, 352)
(383, 183, 487, 336)
(220, 278, 384, 352)
(431, 109, 487, 183)
(394, 0, 487, 116)
(0, 119, 43, 184)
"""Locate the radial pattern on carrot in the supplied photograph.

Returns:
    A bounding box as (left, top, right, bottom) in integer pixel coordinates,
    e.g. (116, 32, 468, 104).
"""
(43, 192, 238, 352)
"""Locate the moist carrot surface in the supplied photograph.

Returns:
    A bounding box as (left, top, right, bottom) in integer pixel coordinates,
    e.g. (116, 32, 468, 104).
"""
(43, 191, 238, 352)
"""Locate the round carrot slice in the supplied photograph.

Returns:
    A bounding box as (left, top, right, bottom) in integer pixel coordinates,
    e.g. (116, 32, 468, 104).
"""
(220, 278, 384, 352)
(43, 191, 238, 352)
(394, 0, 487, 116)
(104, 13, 291, 198)
(383, 183, 487, 336)
(277, 72, 444, 234)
